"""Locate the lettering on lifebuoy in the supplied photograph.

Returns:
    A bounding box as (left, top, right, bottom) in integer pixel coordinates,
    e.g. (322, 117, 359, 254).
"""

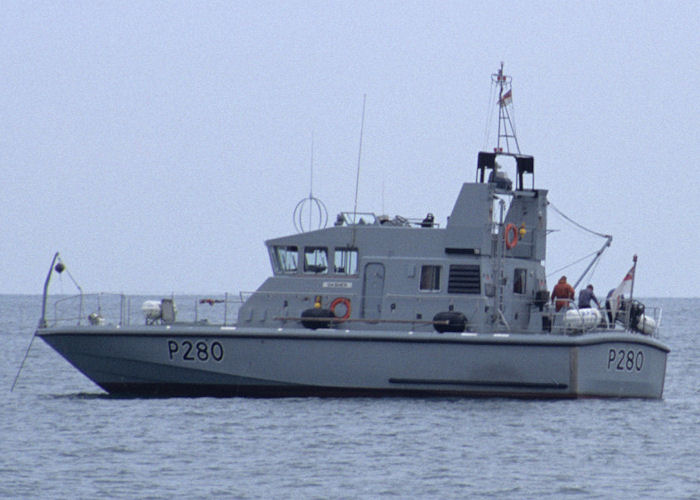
(330, 297, 351, 321)
(505, 223, 518, 249)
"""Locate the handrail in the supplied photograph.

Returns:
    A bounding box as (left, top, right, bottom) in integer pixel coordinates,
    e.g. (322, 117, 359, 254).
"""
(274, 315, 449, 326)
(546, 299, 661, 337)
(40, 288, 662, 339)
(43, 292, 246, 328)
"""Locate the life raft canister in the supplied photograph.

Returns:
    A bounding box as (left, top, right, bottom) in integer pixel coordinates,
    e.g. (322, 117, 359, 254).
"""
(505, 223, 518, 249)
(330, 297, 351, 321)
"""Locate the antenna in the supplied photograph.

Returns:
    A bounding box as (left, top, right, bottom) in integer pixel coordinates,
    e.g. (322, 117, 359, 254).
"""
(492, 62, 521, 154)
(308, 134, 315, 229)
(293, 133, 328, 233)
(352, 94, 367, 224)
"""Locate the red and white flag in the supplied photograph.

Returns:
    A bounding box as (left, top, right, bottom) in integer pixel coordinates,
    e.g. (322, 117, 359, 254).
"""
(610, 264, 635, 317)
(499, 89, 512, 107)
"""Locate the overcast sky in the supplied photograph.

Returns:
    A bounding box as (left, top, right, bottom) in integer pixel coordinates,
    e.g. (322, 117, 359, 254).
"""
(1, 1, 698, 297)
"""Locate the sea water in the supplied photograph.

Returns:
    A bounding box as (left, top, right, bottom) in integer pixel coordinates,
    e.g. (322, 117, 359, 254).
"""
(1, 295, 698, 499)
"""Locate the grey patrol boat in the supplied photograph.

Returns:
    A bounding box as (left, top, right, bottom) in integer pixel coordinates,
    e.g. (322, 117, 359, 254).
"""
(35, 66, 668, 398)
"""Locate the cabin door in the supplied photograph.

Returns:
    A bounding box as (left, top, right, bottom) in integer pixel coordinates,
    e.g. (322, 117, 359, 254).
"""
(510, 294, 531, 330)
(362, 263, 385, 320)
(510, 267, 531, 329)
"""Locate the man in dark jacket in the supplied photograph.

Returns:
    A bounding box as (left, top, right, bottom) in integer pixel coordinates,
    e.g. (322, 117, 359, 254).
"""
(578, 284, 601, 309)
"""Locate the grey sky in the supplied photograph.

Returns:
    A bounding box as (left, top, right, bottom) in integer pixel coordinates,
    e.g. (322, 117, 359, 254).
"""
(1, 1, 698, 296)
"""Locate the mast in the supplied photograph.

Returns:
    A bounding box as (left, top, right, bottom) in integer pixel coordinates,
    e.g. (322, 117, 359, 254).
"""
(479, 63, 537, 331)
(492, 62, 520, 154)
(489, 63, 521, 330)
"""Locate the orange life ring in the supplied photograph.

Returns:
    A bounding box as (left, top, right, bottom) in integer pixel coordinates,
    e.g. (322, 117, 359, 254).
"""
(505, 223, 518, 249)
(330, 297, 351, 321)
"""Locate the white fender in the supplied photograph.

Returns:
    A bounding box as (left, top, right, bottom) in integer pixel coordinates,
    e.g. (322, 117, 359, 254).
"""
(636, 315, 657, 335)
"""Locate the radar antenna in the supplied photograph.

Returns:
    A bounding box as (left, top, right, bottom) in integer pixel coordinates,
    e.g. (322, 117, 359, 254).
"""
(293, 133, 328, 233)
(492, 62, 521, 154)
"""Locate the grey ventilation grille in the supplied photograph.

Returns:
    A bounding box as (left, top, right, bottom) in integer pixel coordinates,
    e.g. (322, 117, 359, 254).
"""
(448, 265, 481, 294)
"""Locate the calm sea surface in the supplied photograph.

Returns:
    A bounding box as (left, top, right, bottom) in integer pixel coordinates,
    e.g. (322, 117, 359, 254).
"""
(1, 295, 698, 499)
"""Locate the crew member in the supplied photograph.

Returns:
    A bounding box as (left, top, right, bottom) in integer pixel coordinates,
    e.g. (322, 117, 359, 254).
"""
(605, 289, 625, 327)
(578, 284, 601, 309)
(551, 276, 575, 312)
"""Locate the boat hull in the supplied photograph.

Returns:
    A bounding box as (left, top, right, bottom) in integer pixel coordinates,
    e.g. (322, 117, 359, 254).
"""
(37, 325, 668, 398)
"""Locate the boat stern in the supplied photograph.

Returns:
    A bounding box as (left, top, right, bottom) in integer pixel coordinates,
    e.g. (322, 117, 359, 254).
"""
(573, 336, 668, 398)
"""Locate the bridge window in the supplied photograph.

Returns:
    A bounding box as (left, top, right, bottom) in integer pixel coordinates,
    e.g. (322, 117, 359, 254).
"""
(334, 248, 358, 275)
(420, 265, 441, 291)
(304, 247, 328, 274)
(273, 246, 298, 274)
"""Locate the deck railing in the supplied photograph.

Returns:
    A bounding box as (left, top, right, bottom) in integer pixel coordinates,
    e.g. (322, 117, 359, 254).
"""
(44, 292, 246, 328)
(548, 300, 662, 338)
(41, 290, 661, 339)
